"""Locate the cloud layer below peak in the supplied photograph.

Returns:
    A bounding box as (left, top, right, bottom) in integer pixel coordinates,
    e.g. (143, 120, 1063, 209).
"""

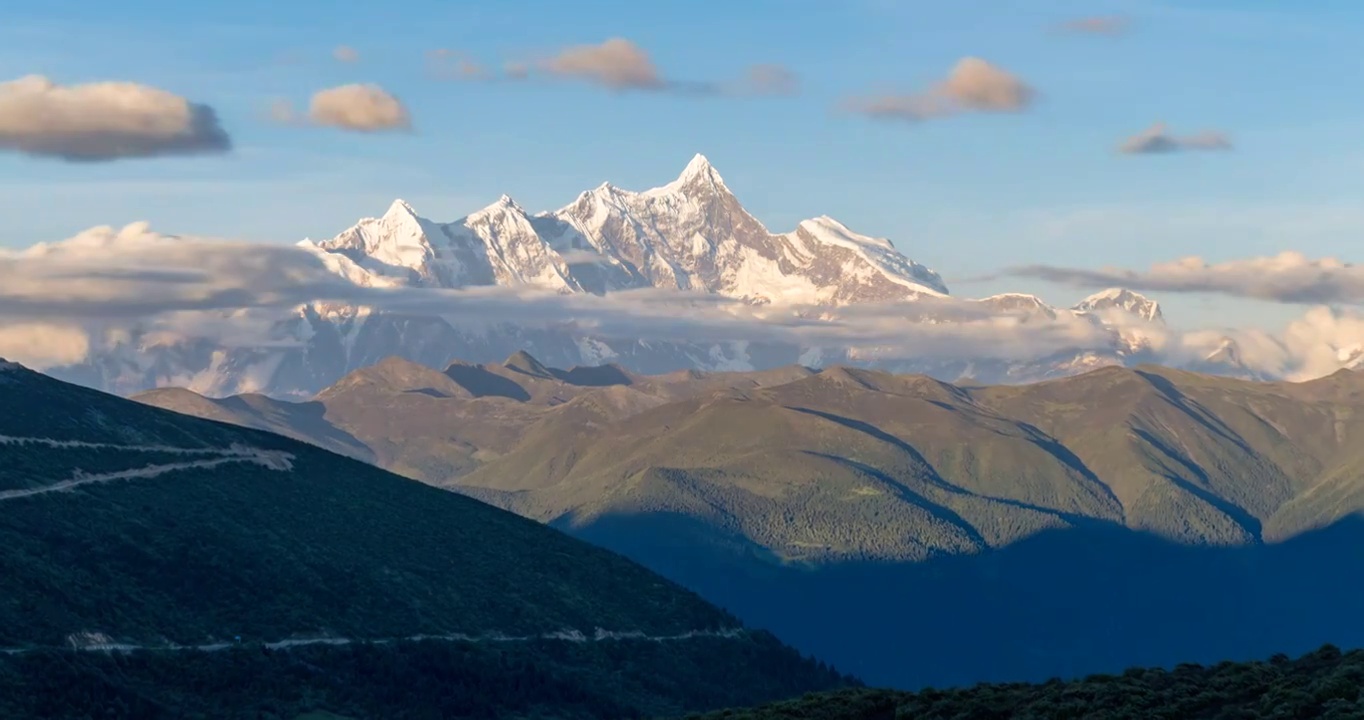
(4, 224, 1364, 388)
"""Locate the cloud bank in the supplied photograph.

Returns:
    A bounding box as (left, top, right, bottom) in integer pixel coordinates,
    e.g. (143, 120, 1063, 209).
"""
(1119, 123, 1232, 154)
(0, 223, 1122, 368)
(0, 75, 231, 161)
(846, 57, 1034, 122)
(6, 224, 1363, 385)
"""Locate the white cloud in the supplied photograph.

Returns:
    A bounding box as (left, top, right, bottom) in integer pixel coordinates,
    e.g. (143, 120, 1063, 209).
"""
(542, 38, 664, 91)
(1280, 306, 1364, 379)
(846, 57, 1034, 122)
(0, 322, 89, 369)
(1172, 307, 1364, 381)
(333, 45, 359, 63)
(272, 84, 411, 132)
(0, 75, 231, 161)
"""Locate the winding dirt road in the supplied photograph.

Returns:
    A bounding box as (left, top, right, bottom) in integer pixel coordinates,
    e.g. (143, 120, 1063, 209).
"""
(0, 436, 294, 502)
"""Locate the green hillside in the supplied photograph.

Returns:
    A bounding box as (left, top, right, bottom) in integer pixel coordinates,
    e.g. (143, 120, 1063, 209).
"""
(0, 361, 849, 717)
(136, 356, 1364, 690)
(449, 363, 1364, 689)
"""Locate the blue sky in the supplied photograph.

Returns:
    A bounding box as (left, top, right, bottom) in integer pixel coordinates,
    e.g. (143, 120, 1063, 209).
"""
(3, 0, 1363, 330)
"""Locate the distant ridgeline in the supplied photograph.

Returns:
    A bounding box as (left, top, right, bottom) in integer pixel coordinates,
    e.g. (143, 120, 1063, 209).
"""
(0, 361, 850, 718)
(136, 353, 1364, 689)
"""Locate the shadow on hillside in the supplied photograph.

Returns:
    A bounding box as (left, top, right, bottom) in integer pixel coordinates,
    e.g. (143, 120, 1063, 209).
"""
(553, 365, 634, 388)
(216, 396, 373, 461)
(568, 511, 1364, 691)
(443, 364, 531, 401)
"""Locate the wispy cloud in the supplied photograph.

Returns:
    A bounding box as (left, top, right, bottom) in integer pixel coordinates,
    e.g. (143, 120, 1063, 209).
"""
(732, 64, 800, 97)
(332, 45, 360, 63)
(425, 49, 490, 80)
(1002, 251, 1364, 306)
(542, 38, 666, 91)
(450, 39, 797, 98)
(1053, 16, 1131, 36)
(1119, 123, 1232, 154)
(270, 84, 412, 133)
(845, 57, 1034, 122)
(0, 75, 231, 162)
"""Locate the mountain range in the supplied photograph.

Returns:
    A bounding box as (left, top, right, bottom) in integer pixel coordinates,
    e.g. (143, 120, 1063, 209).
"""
(136, 351, 1364, 689)
(0, 358, 848, 717)
(43, 154, 1300, 400)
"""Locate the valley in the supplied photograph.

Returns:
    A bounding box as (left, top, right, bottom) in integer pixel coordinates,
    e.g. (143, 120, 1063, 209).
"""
(137, 352, 1364, 688)
(8, 4, 1361, 716)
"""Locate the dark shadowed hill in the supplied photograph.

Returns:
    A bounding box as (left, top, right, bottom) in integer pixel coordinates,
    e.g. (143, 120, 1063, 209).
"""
(137, 354, 1364, 690)
(0, 360, 849, 718)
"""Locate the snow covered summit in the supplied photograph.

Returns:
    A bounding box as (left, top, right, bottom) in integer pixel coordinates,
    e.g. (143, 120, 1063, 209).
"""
(306, 154, 948, 306)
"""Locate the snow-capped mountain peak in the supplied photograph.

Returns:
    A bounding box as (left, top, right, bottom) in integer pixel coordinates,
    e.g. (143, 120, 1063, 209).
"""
(384, 198, 420, 220)
(802, 215, 893, 250)
(643, 153, 730, 198)
(680, 152, 718, 180)
(1073, 287, 1164, 323)
(468, 193, 528, 218)
(311, 199, 444, 284)
(285, 154, 950, 308)
(449, 195, 580, 292)
(973, 293, 1057, 318)
(785, 216, 948, 299)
